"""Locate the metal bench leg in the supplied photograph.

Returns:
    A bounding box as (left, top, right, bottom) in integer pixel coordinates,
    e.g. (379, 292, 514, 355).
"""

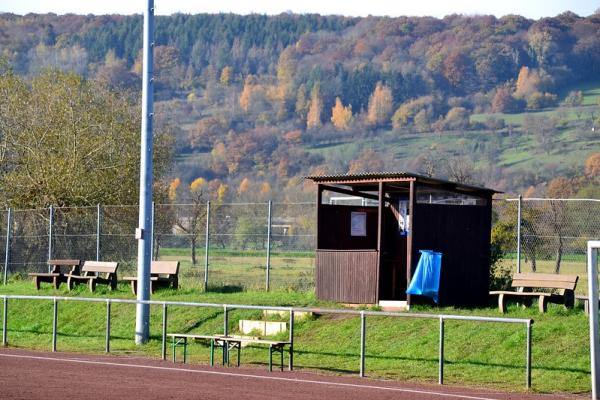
(269, 345, 273, 372)
(237, 343, 240, 367)
(210, 339, 214, 367)
(280, 346, 284, 371)
(183, 337, 187, 363)
(172, 336, 176, 363)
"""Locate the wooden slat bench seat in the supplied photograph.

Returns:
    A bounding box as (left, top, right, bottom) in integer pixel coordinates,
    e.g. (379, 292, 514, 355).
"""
(66, 261, 118, 292)
(168, 333, 290, 371)
(123, 261, 179, 295)
(28, 259, 80, 290)
(490, 273, 578, 313)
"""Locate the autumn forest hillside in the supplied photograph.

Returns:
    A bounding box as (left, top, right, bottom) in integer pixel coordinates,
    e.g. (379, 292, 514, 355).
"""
(2, 11, 600, 202)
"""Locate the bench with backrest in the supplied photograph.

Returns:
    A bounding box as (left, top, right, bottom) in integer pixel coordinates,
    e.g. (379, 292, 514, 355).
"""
(66, 261, 118, 292)
(29, 259, 81, 290)
(123, 261, 180, 295)
(490, 272, 578, 313)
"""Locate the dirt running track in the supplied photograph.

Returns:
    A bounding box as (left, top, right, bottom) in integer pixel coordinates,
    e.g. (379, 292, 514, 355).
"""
(0, 348, 585, 400)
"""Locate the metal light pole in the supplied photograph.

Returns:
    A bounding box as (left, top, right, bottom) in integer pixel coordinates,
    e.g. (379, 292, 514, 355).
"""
(135, 0, 155, 345)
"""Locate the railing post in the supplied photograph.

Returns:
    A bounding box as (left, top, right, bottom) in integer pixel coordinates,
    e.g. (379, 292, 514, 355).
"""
(266, 201, 272, 291)
(2, 297, 7, 346)
(3, 208, 12, 285)
(151, 201, 155, 261)
(439, 316, 445, 385)
(588, 241, 600, 399)
(526, 320, 532, 389)
(96, 204, 101, 261)
(223, 305, 228, 336)
(48, 205, 54, 272)
(517, 195, 522, 274)
(204, 200, 210, 292)
(105, 300, 111, 353)
(162, 302, 168, 360)
(52, 298, 58, 352)
(289, 309, 294, 371)
(359, 311, 366, 377)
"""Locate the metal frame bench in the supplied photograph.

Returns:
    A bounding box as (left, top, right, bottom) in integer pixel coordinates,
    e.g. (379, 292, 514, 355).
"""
(490, 272, 578, 313)
(168, 333, 290, 371)
(28, 259, 81, 290)
(66, 261, 119, 292)
(123, 261, 179, 295)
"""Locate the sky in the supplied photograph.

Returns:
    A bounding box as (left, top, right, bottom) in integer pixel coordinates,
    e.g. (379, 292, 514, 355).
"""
(1, 0, 598, 19)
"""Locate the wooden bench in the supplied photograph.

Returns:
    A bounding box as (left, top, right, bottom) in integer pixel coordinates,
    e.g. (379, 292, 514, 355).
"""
(490, 273, 578, 313)
(168, 333, 290, 371)
(29, 259, 81, 290)
(123, 261, 180, 295)
(66, 261, 119, 292)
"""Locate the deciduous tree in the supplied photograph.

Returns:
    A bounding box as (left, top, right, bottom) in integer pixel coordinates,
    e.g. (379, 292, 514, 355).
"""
(367, 82, 393, 127)
(330, 97, 353, 131)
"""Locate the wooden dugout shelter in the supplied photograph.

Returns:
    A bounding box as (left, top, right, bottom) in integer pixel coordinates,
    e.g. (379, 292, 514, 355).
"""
(306, 172, 500, 307)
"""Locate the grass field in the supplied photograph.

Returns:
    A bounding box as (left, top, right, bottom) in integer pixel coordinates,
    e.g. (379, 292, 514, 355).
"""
(0, 263, 593, 394)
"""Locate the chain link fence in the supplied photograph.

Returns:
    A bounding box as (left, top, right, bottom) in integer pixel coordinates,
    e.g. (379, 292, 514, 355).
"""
(493, 198, 600, 294)
(1, 199, 599, 293)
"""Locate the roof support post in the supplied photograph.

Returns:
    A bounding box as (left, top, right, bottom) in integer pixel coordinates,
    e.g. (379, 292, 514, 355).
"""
(376, 181, 384, 303)
(406, 180, 416, 306)
(316, 184, 322, 249)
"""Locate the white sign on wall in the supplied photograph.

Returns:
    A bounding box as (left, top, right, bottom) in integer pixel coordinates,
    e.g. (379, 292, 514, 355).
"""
(350, 212, 367, 237)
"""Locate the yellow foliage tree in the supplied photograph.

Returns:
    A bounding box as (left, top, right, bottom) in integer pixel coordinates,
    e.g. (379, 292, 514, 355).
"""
(168, 178, 181, 202)
(220, 66, 233, 86)
(189, 177, 207, 192)
(331, 97, 353, 131)
(367, 82, 393, 127)
(239, 177, 250, 194)
(239, 75, 256, 112)
(306, 82, 322, 130)
(585, 153, 600, 178)
(260, 182, 271, 194)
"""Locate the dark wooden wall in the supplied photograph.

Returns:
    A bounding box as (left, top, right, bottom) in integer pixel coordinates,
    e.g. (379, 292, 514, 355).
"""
(317, 204, 378, 250)
(379, 207, 407, 300)
(410, 200, 492, 307)
(316, 250, 379, 303)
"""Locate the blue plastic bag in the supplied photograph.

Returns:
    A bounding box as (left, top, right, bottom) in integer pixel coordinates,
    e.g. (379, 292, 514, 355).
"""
(406, 250, 442, 303)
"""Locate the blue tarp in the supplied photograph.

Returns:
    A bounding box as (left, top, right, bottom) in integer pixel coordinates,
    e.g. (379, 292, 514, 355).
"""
(406, 250, 442, 303)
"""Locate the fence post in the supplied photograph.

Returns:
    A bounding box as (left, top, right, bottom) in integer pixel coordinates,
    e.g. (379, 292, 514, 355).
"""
(439, 316, 445, 385)
(4, 208, 12, 285)
(204, 200, 210, 292)
(48, 205, 54, 271)
(96, 204, 101, 261)
(2, 297, 7, 346)
(517, 195, 522, 274)
(162, 302, 168, 360)
(587, 241, 600, 399)
(526, 319, 532, 389)
(105, 300, 111, 353)
(151, 201, 155, 261)
(359, 311, 366, 377)
(52, 298, 58, 352)
(266, 201, 272, 291)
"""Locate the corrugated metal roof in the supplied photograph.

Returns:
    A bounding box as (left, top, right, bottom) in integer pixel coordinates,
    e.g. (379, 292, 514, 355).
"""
(305, 171, 501, 194)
